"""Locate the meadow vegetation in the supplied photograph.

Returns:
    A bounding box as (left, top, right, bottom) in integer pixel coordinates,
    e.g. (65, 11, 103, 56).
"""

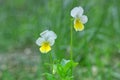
(0, 0, 120, 80)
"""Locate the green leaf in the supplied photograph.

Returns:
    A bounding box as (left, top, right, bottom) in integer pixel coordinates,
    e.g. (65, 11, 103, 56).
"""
(57, 64, 65, 77)
(61, 59, 78, 69)
(61, 59, 71, 66)
(43, 73, 56, 80)
(55, 59, 78, 78)
(53, 64, 57, 74)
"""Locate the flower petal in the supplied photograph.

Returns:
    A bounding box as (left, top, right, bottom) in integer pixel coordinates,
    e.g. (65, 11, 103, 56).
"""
(80, 15, 88, 24)
(48, 31, 57, 39)
(40, 30, 49, 37)
(40, 30, 57, 40)
(71, 6, 84, 18)
(74, 19, 84, 31)
(47, 38, 55, 46)
(40, 43, 51, 53)
(36, 37, 45, 46)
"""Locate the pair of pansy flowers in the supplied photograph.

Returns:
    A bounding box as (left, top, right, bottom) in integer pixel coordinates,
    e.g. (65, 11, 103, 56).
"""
(36, 6, 88, 53)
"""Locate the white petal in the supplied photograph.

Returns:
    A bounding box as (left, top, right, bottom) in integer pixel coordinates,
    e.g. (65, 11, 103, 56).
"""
(80, 15, 88, 24)
(36, 37, 45, 46)
(47, 38, 55, 46)
(71, 6, 84, 18)
(40, 30, 57, 40)
(40, 30, 49, 37)
(48, 31, 57, 39)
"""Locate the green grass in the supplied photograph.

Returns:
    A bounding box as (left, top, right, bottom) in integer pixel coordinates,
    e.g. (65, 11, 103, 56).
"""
(0, 0, 120, 80)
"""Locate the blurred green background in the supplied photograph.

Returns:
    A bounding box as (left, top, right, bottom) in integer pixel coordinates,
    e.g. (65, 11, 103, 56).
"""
(0, 0, 120, 80)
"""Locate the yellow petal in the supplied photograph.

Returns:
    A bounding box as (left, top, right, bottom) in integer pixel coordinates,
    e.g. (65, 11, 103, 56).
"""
(74, 19, 84, 31)
(39, 42, 51, 53)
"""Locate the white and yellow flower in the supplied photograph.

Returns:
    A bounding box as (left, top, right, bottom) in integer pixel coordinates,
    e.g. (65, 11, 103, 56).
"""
(36, 30, 57, 53)
(71, 6, 88, 31)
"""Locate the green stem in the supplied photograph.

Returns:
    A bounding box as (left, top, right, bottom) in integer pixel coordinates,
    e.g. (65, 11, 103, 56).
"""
(37, 54, 42, 78)
(49, 52, 54, 74)
(70, 20, 73, 60)
(70, 19, 74, 78)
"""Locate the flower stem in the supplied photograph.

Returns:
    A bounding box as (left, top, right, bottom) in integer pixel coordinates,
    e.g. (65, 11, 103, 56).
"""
(70, 19, 74, 78)
(70, 19, 73, 60)
(49, 52, 54, 74)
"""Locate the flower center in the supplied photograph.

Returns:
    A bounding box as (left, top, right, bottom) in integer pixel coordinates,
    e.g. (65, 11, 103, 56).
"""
(74, 19, 84, 31)
(40, 42, 51, 53)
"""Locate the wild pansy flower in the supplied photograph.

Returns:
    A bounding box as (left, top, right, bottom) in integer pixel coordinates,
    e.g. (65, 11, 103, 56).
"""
(71, 6, 88, 31)
(36, 30, 57, 53)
